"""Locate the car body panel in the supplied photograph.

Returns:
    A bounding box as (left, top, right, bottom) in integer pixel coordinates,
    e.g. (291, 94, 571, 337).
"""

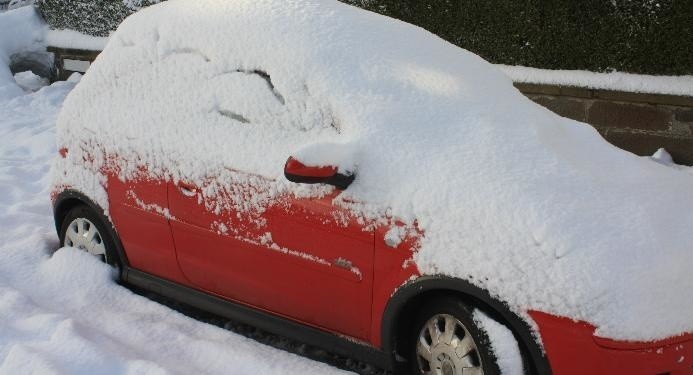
(107, 172, 187, 284)
(167, 175, 375, 340)
(369, 224, 421, 347)
(52, 152, 692, 374)
(530, 310, 693, 375)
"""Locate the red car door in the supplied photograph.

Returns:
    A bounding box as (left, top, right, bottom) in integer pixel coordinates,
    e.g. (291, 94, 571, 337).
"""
(107, 169, 187, 284)
(167, 175, 374, 340)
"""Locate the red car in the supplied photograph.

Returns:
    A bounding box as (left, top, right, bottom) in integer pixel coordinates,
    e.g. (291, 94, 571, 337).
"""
(51, 1, 692, 374)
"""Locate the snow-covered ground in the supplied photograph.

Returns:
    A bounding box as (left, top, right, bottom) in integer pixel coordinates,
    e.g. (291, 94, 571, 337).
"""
(0, 44, 352, 375)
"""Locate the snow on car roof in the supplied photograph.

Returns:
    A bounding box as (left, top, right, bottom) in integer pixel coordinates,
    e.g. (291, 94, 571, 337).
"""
(55, 0, 693, 341)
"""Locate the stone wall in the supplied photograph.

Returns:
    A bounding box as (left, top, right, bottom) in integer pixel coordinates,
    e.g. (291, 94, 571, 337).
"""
(516, 83, 693, 166)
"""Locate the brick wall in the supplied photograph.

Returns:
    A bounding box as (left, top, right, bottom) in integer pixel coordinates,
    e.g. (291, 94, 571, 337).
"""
(516, 83, 693, 166)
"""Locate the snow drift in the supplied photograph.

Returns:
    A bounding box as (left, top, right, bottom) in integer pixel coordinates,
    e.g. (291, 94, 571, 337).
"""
(0, 7, 45, 100)
(54, 0, 693, 342)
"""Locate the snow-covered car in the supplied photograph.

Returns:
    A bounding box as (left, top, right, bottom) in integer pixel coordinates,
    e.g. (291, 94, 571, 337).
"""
(51, 1, 693, 374)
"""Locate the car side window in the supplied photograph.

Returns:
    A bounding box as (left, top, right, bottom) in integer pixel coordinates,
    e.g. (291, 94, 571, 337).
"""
(212, 70, 285, 126)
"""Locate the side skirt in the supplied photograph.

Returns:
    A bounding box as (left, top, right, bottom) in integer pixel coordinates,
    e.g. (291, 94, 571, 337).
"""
(122, 267, 391, 370)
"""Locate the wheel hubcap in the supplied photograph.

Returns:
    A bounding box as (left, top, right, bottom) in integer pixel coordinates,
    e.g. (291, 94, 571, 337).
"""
(64, 217, 107, 261)
(416, 314, 483, 375)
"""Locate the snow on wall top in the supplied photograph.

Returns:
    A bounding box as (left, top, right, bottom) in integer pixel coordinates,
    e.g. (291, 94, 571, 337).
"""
(499, 64, 693, 97)
(45, 29, 108, 51)
(55, 0, 693, 341)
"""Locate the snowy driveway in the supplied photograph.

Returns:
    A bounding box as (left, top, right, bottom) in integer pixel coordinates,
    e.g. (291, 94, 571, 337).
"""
(0, 79, 352, 374)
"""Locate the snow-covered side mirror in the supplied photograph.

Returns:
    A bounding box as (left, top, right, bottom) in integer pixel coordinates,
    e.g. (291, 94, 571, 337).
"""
(284, 156, 355, 190)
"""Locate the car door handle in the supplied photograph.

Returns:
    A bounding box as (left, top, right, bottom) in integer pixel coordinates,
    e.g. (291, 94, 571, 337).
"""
(332, 258, 362, 282)
(333, 257, 353, 270)
(177, 182, 198, 197)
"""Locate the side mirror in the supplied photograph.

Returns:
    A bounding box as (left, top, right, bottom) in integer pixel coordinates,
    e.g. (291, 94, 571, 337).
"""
(284, 156, 355, 190)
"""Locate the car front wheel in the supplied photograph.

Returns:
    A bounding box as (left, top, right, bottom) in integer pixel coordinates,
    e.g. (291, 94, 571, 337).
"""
(59, 205, 121, 271)
(409, 297, 501, 375)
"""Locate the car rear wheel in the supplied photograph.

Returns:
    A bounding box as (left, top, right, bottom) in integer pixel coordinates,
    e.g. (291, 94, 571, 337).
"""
(409, 297, 500, 375)
(59, 205, 121, 271)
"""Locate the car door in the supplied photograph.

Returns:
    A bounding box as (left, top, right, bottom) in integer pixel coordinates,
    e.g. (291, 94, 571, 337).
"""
(106, 168, 187, 284)
(168, 174, 374, 340)
(165, 70, 374, 340)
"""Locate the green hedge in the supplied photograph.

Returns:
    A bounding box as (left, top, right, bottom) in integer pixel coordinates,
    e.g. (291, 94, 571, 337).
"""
(342, 0, 693, 76)
(37, 0, 692, 75)
(36, 0, 160, 37)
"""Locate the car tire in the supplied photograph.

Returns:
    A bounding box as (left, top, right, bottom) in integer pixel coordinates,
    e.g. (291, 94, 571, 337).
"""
(59, 204, 122, 274)
(407, 297, 501, 375)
